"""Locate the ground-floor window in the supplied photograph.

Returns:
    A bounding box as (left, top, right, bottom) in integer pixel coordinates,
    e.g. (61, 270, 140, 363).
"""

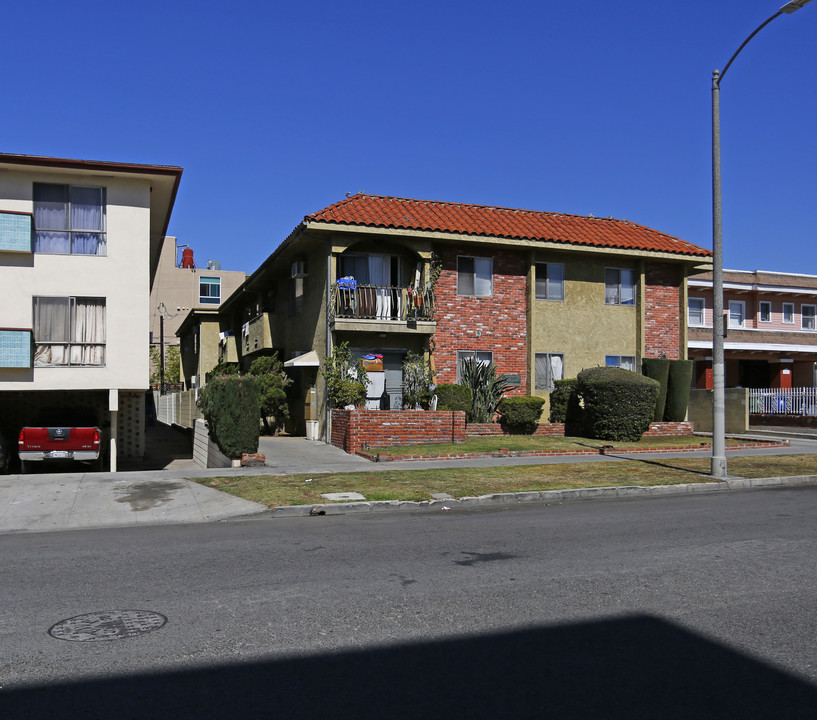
(456, 350, 492, 383)
(534, 352, 563, 391)
(605, 355, 636, 372)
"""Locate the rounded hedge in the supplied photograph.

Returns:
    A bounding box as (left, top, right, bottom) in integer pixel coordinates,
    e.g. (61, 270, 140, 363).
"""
(497, 395, 546, 434)
(577, 366, 659, 442)
(435, 383, 472, 412)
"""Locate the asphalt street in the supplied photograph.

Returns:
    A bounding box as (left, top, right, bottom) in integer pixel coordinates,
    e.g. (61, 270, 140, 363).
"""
(2, 485, 817, 718)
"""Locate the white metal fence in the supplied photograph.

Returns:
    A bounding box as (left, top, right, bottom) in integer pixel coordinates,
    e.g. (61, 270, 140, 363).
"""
(748, 387, 817, 416)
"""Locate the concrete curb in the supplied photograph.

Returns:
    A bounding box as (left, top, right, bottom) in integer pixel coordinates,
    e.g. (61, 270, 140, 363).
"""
(267, 475, 817, 517)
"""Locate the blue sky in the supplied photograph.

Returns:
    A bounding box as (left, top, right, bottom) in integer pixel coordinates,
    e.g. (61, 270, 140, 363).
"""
(3, 0, 815, 275)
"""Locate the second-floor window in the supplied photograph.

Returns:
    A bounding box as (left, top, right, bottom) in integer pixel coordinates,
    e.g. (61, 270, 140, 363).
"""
(783, 303, 795, 324)
(535, 263, 564, 301)
(803, 305, 816, 331)
(33, 183, 106, 255)
(33, 296, 106, 367)
(688, 297, 705, 326)
(457, 256, 492, 297)
(728, 300, 745, 328)
(199, 277, 221, 304)
(605, 268, 635, 305)
(759, 301, 772, 323)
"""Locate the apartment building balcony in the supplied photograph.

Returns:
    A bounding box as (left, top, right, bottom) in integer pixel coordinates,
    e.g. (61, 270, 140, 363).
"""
(241, 312, 273, 355)
(330, 281, 436, 335)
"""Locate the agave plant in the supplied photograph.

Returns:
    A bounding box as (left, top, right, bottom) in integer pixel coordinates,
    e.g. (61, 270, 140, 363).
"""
(460, 358, 514, 423)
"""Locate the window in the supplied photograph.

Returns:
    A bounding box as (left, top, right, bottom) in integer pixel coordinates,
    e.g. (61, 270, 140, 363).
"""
(288, 276, 304, 316)
(0, 211, 32, 253)
(802, 305, 816, 331)
(33, 297, 106, 366)
(605, 268, 635, 305)
(783, 302, 795, 324)
(728, 300, 745, 328)
(606, 355, 636, 371)
(535, 353, 564, 391)
(759, 301, 772, 323)
(457, 350, 492, 383)
(199, 277, 221, 305)
(688, 297, 705, 326)
(338, 253, 400, 286)
(457, 256, 492, 297)
(535, 263, 564, 301)
(33, 183, 106, 255)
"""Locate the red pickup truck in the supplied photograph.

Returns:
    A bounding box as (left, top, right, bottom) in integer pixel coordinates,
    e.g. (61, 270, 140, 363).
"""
(18, 410, 103, 474)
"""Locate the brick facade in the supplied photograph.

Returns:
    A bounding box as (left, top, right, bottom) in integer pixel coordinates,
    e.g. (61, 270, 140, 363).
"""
(432, 246, 528, 393)
(644, 262, 682, 359)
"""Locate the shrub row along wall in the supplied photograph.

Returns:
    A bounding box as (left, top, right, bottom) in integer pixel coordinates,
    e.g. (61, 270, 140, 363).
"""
(331, 410, 466, 454)
(467, 421, 693, 438)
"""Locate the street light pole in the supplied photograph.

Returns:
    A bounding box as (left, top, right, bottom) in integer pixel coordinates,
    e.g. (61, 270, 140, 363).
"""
(710, 0, 813, 478)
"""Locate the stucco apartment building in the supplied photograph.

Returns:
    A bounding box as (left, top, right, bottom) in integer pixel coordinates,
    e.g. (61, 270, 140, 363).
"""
(688, 269, 817, 389)
(0, 153, 182, 470)
(149, 236, 245, 356)
(192, 194, 711, 439)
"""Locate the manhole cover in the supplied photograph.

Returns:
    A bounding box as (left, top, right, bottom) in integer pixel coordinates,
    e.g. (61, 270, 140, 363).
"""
(49, 610, 167, 642)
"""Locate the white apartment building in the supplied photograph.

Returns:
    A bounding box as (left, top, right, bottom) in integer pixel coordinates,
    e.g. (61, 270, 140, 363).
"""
(0, 153, 182, 470)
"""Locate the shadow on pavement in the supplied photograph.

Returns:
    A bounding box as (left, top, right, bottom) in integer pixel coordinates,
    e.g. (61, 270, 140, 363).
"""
(4, 614, 816, 719)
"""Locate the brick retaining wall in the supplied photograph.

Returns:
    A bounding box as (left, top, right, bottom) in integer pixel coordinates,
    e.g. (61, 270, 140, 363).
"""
(332, 410, 694, 454)
(331, 409, 466, 454)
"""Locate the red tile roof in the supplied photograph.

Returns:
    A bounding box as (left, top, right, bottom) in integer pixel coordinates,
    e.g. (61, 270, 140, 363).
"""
(305, 194, 711, 258)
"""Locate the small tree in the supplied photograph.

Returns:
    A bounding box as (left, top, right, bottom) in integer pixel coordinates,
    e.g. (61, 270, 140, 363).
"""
(402, 351, 434, 409)
(322, 342, 369, 408)
(150, 345, 181, 384)
(248, 353, 292, 434)
(460, 358, 514, 423)
(205, 361, 240, 383)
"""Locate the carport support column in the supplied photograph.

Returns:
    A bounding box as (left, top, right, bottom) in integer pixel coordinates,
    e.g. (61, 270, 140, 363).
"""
(109, 389, 118, 473)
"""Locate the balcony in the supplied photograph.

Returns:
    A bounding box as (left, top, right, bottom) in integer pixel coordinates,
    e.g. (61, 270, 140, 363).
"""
(330, 281, 436, 334)
(241, 313, 273, 354)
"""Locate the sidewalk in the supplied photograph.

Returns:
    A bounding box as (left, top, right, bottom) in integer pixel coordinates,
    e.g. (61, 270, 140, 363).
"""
(2, 427, 816, 535)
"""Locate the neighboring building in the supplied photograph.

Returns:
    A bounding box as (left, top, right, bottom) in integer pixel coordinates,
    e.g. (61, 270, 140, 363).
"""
(688, 269, 817, 389)
(203, 194, 711, 439)
(149, 237, 246, 360)
(0, 152, 182, 470)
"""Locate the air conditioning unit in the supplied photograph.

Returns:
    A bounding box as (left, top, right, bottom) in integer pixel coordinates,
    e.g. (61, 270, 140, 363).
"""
(291, 261, 308, 278)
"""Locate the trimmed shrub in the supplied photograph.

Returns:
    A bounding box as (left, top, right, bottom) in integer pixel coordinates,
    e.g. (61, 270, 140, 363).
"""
(497, 395, 546, 434)
(577, 366, 659, 442)
(199, 375, 261, 458)
(642, 358, 670, 422)
(549, 379, 584, 435)
(664, 360, 694, 421)
(436, 383, 472, 412)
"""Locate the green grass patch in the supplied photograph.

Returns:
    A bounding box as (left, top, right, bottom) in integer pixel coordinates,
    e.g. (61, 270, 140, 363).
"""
(368, 435, 746, 457)
(192, 453, 817, 509)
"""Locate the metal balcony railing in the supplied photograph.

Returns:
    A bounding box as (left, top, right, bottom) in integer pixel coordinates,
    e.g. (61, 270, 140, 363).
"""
(330, 282, 435, 322)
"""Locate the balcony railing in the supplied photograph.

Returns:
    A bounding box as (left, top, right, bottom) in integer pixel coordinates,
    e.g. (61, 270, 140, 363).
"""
(748, 387, 817, 416)
(330, 282, 434, 322)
